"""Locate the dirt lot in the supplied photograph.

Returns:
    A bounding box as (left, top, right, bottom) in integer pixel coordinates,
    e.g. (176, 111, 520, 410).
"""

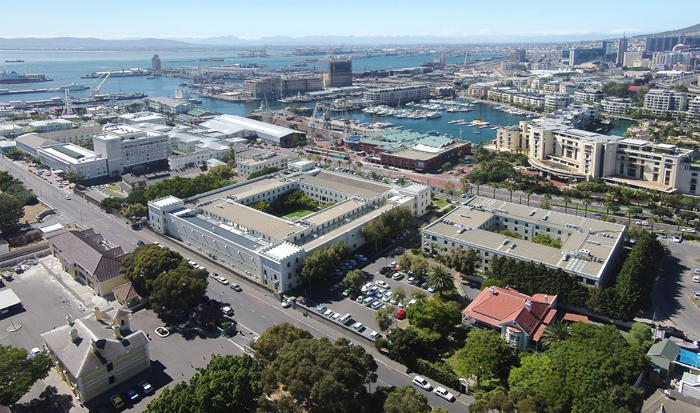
(21, 203, 48, 223)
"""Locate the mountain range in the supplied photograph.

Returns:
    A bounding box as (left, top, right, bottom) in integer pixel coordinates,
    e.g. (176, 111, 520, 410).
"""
(0, 23, 697, 50)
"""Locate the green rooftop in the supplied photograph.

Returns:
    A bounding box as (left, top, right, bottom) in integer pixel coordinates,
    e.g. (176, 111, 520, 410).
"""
(50, 145, 84, 159)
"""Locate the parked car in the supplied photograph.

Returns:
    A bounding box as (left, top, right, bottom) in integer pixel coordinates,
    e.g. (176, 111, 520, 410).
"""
(230, 283, 242, 292)
(315, 304, 327, 313)
(282, 298, 293, 308)
(656, 324, 686, 339)
(126, 388, 140, 403)
(434, 386, 455, 402)
(139, 381, 153, 395)
(392, 272, 405, 281)
(695, 268, 700, 275)
(396, 309, 407, 320)
(694, 291, 700, 300)
(324, 309, 334, 317)
(351, 321, 365, 332)
(371, 300, 384, 310)
(428, 286, 436, 293)
(136, 240, 145, 246)
(693, 276, 700, 283)
(369, 330, 381, 340)
(110, 395, 124, 409)
(221, 306, 234, 316)
(382, 292, 392, 302)
(375, 280, 389, 289)
(412, 376, 432, 390)
(682, 228, 697, 233)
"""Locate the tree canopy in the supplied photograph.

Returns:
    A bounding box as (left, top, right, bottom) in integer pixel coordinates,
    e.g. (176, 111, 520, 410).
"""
(300, 241, 353, 283)
(405, 298, 461, 337)
(260, 337, 377, 413)
(343, 269, 366, 292)
(120, 245, 185, 295)
(150, 262, 209, 315)
(383, 386, 431, 413)
(0, 193, 25, 231)
(0, 345, 52, 405)
(508, 323, 647, 413)
(253, 322, 314, 365)
(457, 329, 517, 387)
(144, 354, 262, 413)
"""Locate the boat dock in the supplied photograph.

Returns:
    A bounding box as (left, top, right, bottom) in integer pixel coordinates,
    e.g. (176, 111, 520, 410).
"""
(0, 88, 50, 95)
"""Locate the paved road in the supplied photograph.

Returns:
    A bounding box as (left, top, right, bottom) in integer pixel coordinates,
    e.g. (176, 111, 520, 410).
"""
(651, 237, 700, 341)
(0, 157, 143, 252)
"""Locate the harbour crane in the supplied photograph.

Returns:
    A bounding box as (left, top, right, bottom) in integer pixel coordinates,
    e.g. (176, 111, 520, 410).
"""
(369, 65, 393, 84)
(92, 72, 110, 96)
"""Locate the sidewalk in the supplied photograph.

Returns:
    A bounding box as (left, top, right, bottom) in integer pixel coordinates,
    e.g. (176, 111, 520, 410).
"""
(15, 369, 89, 413)
(40, 256, 112, 313)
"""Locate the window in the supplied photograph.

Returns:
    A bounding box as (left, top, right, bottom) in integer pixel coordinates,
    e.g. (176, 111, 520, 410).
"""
(109, 376, 116, 385)
(107, 362, 113, 372)
(546, 228, 550, 233)
(287, 262, 291, 268)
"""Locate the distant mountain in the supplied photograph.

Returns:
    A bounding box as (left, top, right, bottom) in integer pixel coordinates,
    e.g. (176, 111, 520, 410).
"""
(643, 22, 700, 37)
(0, 37, 203, 50)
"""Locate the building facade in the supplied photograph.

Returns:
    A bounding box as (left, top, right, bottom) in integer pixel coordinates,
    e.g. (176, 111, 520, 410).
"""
(643, 89, 688, 116)
(364, 85, 431, 106)
(37, 144, 108, 180)
(93, 124, 171, 175)
(323, 59, 353, 88)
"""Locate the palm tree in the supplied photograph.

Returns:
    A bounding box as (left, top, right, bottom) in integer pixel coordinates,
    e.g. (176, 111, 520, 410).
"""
(604, 193, 616, 217)
(525, 189, 534, 206)
(505, 181, 516, 202)
(396, 176, 407, 186)
(426, 266, 454, 297)
(582, 196, 592, 218)
(490, 183, 498, 199)
(461, 178, 471, 196)
(540, 321, 571, 350)
(472, 176, 484, 196)
(675, 217, 685, 232)
(562, 195, 572, 214)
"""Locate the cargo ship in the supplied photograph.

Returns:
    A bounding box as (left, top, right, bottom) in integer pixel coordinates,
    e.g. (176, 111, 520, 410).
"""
(0, 71, 53, 84)
(81, 68, 151, 79)
(4, 60, 24, 63)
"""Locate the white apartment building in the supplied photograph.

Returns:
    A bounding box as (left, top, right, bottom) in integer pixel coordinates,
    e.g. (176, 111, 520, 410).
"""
(643, 89, 688, 116)
(37, 143, 108, 180)
(623, 51, 643, 67)
(118, 112, 167, 125)
(144, 97, 195, 114)
(0, 124, 24, 137)
(688, 96, 700, 120)
(236, 151, 290, 178)
(29, 119, 74, 132)
(364, 85, 431, 105)
(559, 83, 577, 95)
(168, 148, 230, 171)
(573, 89, 604, 103)
(93, 124, 171, 176)
(545, 94, 574, 111)
(600, 97, 635, 115)
(512, 93, 545, 108)
(495, 120, 697, 194)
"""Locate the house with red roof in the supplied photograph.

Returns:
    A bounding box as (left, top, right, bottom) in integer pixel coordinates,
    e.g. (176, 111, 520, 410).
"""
(462, 285, 559, 351)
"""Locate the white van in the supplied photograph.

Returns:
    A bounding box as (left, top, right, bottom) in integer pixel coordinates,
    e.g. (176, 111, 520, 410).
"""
(363, 296, 375, 306)
(351, 322, 365, 332)
(338, 313, 353, 325)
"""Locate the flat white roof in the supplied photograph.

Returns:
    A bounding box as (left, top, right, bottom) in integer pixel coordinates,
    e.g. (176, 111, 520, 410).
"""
(151, 196, 181, 208)
(0, 289, 21, 310)
(201, 115, 298, 139)
(40, 223, 64, 234)
(38, 144, 103, 165)
(264, 243, 300, 260)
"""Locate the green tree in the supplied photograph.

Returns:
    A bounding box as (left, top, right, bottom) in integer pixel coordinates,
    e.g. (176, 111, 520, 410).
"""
(330, 240, 352, 262)
(626, 322, 653, 348)
(260, 337, 377, 413)
(444, 180, 455, 196)
(0, 345, 52, 405)
(121, 203, 148, 219)
(392, 287, 407, 308)
(380, 206, 413, 234)
(531, 233, 563, 249)
(562, 195, 571, 214)
(64, 168, 80, 183)
(100, 197, 121, 209)
(0, 193, 25, 231)
(150, 262, 209, 315)
(469, 387, 516, 413)
(375, 304, 397, 331)
(524, 189, 534, 206)
(411, 289, 428, 301)
(458, 329, 516, 387)
(406, 298, 461, 336)
(383, 386, 431, 413)
(250, 201, 271, 213)
(361, 219, 388, 250)
(120, 245, 185, 295)
(582, 196, 592, 218)
(5, 149, 24, 160)
(207, 164, 235, 181)
(144, 355, 262, 413)
(398, 253, 414, 273)
(385, 327, 439, 367)
(253, 323, 313, 365)
(426, 266, 455, 297)
(125, 188, 148, 206)
(343, 269, 366, 292)
(247, 167, 281, 180)
(300, 246, 340, 283)
(539, 321, 571, 350)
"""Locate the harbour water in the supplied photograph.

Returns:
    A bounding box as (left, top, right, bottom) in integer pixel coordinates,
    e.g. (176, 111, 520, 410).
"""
(0, 50, 637, 145)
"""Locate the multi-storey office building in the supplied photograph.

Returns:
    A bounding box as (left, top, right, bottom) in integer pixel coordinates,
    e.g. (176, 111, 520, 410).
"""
(422, 196, 625, 287)
(37, 143, 108, 180)
(643, 89, 688, 116)
(93, 124, 171, 175)
(363, 85, 431, 106)
(148, 171, 430, 293)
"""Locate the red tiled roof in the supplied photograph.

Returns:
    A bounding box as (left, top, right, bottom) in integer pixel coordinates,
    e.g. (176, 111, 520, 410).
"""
(562, 313, 589, 323)
(628, 85, 641, 92)
(463, 286, 557, 340)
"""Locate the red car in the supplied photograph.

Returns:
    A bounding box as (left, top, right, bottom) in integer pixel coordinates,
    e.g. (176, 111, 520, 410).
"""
(395, 309, 406, 320)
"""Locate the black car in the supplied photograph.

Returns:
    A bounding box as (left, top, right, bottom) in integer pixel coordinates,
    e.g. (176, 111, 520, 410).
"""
(656, 324, 686, 340)
(136, 240, 145, 246)
(201, 295, 210, 303)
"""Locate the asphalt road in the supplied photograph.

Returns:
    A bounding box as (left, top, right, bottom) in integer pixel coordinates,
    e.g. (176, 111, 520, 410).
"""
(651, 237, 700, 341)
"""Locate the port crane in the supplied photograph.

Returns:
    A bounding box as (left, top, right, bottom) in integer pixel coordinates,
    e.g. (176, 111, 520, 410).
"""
(369, 65, 393, 84)
(91, 72, 110, 96)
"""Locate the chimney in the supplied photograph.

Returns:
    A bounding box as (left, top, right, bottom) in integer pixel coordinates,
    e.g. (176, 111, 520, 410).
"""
(525, 300, 532, 311)
(94, 307, 101, 321)
(489, 286, 495, 295)
(66, 315, 73, 325)
(113, 325, 122, 339)
(90, 339, 98, 352)
(544, 294, 549, 304)
(69, 328, 79, 342)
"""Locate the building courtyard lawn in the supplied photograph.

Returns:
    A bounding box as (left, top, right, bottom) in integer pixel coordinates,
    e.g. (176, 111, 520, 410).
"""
(282, 209, 315, 219)
(432, 198, 449, 209)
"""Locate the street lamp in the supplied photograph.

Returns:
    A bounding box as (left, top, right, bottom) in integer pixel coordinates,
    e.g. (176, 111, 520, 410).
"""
(220, 291, 224, 303)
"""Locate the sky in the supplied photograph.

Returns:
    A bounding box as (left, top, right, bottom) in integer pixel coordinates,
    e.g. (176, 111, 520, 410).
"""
(0, 0, 697, 41)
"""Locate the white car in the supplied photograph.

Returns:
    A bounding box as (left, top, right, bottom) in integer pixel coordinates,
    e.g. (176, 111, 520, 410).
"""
(682, 228, 697, 233)
(217, 276, 229, 285)
(30, 347, 42, 356)
(382, 292, 392, 302)
(412, 376, 432, 391)
(375, 280, 389, 289)
(281, 298, 292, 308)
(673, 236, 682, 243)
(433, 386, 455, 402)
(368, 330, 380, 340)
(324, 309, 334, 317)
(221, 306, 234, 316)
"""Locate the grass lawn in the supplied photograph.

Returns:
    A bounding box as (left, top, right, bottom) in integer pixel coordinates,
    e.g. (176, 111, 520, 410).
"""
(107, 184, 122, 191)
(22, 203, 48, 223)
(432, 198, 449, 209)
(551, 202, 607, 214)
(283, 209, 314, 219)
